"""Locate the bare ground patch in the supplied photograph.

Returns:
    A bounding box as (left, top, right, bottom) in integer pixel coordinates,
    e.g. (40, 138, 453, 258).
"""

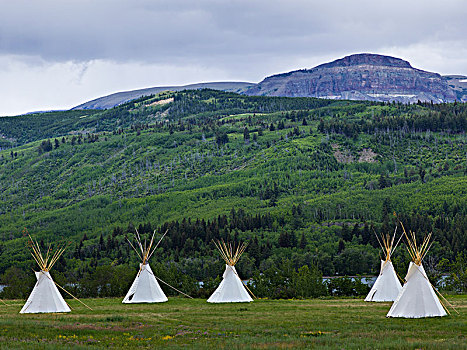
(332, 144, 378, 164)
(145, 97, 174, 107)
(332, 144, 354, 164)
(358, 148, 378, 163)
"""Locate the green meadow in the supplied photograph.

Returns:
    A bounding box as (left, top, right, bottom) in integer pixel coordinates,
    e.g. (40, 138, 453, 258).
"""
(0, 297, 465, 349)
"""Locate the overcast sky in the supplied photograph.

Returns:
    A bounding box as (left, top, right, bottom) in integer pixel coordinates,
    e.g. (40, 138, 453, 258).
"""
(1, 0, 466, 116)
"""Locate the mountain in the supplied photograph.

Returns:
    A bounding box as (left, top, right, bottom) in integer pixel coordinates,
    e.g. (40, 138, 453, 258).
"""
(244, 53, 459, 103)
(444, 75, 467, 101)
(71, 54, 465, 110)
(72, 81, 254, 110)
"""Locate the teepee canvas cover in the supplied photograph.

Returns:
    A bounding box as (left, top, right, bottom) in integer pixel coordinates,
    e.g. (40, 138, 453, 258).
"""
(20, 235, 71, 314)
(208, 264, 253, 303)
(123, 263, 167, 303)
(387, 262, 446, 318)
(20, 271, 70, 314)
(365, 260, 402, 302)
(207, 240, 253, 303)
(123, 229, 168, 303)
(387, 225, 447, 318)
(365, 229, 402, 302)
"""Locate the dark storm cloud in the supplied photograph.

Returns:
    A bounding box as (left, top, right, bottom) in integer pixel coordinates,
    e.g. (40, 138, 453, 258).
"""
(1, 0, 466, 67)
(1, 0, 467, 116)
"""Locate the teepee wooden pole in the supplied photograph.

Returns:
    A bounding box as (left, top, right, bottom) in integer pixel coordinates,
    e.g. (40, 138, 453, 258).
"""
(126, 237, 143, 261)
(148, 229, 169, 260)
(134, 228, 144, 255)
(144, 269, 193, 299)
(372, 228, 386, 259)
(51, 278, 93, 311)
(229, 266, 257, 299)
(414, 266, 458, 315)
(391, 226, 404, 256)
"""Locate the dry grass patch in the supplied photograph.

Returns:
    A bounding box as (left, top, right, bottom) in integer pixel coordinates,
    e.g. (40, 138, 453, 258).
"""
(332, 144, 354, 163)
(358, 148, 378, 162)
(145, 98, 174, 107)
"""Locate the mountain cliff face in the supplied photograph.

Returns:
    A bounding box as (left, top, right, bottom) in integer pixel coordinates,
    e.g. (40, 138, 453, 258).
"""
(245, 54, 457, 103)
(444, 75, 467, 102)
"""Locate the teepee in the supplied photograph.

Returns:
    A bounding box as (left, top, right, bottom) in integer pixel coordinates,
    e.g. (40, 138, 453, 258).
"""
(123, 229, 168, 303)
(387, 225, 447, 318)
(207, 240, 254, 303)
(21, 235, 70, 314)
(365, 228, 402, 302)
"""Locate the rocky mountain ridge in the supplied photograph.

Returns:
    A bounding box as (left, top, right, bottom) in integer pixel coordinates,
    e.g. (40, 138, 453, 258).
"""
(73, 54, 466, 110)
(244, 54, 460, 103)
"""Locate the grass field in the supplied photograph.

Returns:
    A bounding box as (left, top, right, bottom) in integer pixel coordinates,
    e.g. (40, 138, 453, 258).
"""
(0, 297, 465, 349)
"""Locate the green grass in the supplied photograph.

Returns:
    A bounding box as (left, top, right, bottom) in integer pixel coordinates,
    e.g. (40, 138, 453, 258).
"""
(0, 297, 465, 349)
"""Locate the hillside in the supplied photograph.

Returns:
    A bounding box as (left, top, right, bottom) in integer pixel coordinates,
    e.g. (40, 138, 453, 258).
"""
(245, 53, 458, 103)
(0, 90, 465, 297)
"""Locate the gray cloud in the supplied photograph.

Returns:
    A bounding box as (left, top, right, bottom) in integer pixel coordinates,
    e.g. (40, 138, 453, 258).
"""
(0, 0, 466, 115)
(2, 0, 466, 64)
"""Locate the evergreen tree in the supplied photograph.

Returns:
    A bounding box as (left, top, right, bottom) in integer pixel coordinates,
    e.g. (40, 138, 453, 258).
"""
(243, 127, 250, 141)
(351, 223, 360, 240)
(338, 239, 345, 253)
(278, 232, 290, 247)
(341, 224, 351, 241)
(378, 174, 389, 189)
(299, 232, 307, 249)
(419, 166, 426, 182)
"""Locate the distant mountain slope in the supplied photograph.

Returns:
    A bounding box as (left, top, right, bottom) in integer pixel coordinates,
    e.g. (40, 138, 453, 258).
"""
(71, 53, 465, 110)
(444, 75, 467, 102)
(244, 53, 458, 103)
(72, 81, 254, 110)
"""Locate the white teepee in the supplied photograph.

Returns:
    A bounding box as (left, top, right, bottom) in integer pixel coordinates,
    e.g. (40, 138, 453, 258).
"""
(123, 263, 167, 303)
(20, 235, 71, 314)
(365, 229, 402, 302)
(387, 262, 446, 318)
(387, 225, 447, 318)
(20, 271, 70, 314)
(365, 260, 402, 302)
(123, 229, 168, 304)
(207, 240, 253, 303)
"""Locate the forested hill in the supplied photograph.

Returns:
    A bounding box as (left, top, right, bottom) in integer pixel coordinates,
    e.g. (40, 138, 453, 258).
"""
(0, 90, 465, 296)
